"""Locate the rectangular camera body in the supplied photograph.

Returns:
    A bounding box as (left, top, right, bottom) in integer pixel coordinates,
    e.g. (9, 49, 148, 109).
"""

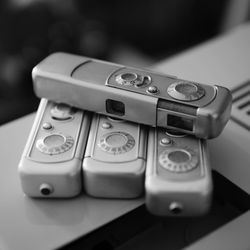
(82, 114, 147, 198)
(18, 99, 91, 198)
(32, 52, 232, 139)
(145, 128, 213, 216)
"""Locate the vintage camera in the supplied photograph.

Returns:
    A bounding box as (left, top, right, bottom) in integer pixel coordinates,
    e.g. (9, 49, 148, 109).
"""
(18, 98, 91, 197)
(82, 114, 147, 198)
(145, 128, 213, 216)
(32, 52, 232, 139)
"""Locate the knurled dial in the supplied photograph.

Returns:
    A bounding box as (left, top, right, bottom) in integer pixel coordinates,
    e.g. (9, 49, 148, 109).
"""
(36, 133, 74, 155)
(159, 147, 198, 173)
(98, 132, 135, 154)
(167, 81, 205, 101)
(115, 72, 151, 87)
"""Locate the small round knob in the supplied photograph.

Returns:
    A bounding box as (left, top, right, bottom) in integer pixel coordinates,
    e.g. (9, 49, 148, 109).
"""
(160, 137, 172, 146)
(102, 122, 112, 129)
(40, 183, 53, 196)
(147, 86, 159, 94)
(42, 122, 53, 130)
(169, 202, 183, 214)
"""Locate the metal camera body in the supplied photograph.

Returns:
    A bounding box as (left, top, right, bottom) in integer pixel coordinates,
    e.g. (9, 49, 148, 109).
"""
(18, 99, 91, 198)
(145, 128, 213, 216)
(82, 114, 147, 198)
(32, 52, 232, 139)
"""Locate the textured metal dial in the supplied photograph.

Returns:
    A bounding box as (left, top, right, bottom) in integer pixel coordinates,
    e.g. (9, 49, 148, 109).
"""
(98, 132, 135, 154)
(115, 72, 151, 87)
(36, 134, 74, 155)
(167, 81, 205, 101)
(159, 147, 198, 173)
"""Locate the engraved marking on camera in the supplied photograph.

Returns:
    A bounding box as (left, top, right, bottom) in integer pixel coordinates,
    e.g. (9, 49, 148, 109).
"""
(36, 134, 74, 155)
(135, 75, 151, 87)
(167, 81, 205, 101)
(98, 132, 135, 154)
(159, 148, 198, 173)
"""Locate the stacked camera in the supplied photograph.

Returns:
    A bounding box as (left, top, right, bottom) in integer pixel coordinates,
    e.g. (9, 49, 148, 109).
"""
(18, 53, 232, 216)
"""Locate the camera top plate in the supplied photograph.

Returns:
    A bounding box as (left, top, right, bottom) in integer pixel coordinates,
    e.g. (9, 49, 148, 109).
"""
(106, 66, 217, 108)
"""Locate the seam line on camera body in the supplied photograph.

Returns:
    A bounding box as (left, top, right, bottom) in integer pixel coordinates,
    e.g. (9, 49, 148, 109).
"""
(70, 60, 92, 77)
(157, 99, 197, 115)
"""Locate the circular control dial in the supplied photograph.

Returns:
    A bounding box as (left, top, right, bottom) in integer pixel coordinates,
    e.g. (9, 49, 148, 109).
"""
(167, 81, 205, 101)
(115, 72, 151, 87)
(159, 147, 198, 173)
(36, 134, 74, 155)
(50, 103, 76, 121)
(98, 132, 135, 154)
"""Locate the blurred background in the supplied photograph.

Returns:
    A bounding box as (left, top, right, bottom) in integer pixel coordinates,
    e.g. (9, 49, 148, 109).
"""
(0, 0, 250, 125)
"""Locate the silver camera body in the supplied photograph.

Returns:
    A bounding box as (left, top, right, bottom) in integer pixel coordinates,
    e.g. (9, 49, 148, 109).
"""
(32, 52, 232, 139)
(82, 114, 147, 198)
(145, 128, 213, 216)
(18, 99, 91, 198)
(18, 99, 212, 217)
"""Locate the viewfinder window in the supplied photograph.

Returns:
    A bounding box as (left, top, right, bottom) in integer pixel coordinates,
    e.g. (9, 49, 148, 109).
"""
(106, 99, 125, 116)
(167, 114, 193, 131)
